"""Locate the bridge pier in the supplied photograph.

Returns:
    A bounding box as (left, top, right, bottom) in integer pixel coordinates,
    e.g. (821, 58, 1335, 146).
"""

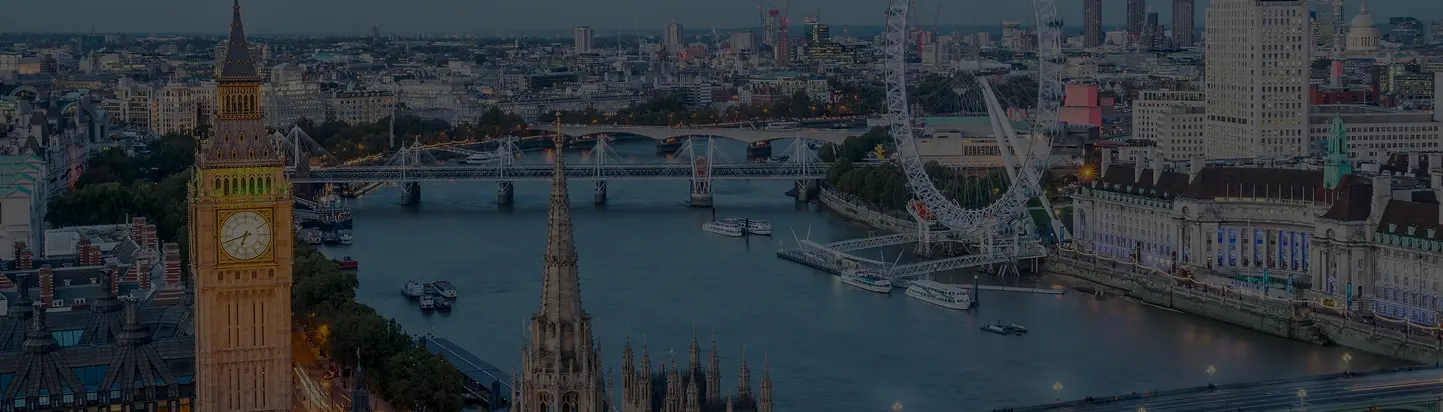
(794, 179, 817, 202)
(497, 181, 514, 205)
(400, 182, 421, 205)
(689, 180, 713, 208)
(593, 181, 607, 204)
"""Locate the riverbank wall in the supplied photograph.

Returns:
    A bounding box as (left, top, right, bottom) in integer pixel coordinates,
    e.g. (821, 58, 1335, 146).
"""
(816, 187, 916, 233)
(1311, 316, 1443, 364)
(1045, 253, 1329, 345)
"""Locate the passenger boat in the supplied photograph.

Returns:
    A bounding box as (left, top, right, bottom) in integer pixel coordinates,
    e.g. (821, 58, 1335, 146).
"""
(840, 269, 892, 293)
(722, 218, 773, 236)
(905, 280, 973, 310)
(338, 229, 354, 245)
(402, 280, 425, 299)
(1005, 323, 1028, 334)
(419, 295, 436, 312)
(303, 229, 323, 245)
(462, 152, 504, 164)
(435, 298, 453, 312)
(332, 256, 359, 271)
(429, 281, 458, 299)
(656, 137, 684, 155)
(321, 230, 340, 245)
(702, 221, 745, 237)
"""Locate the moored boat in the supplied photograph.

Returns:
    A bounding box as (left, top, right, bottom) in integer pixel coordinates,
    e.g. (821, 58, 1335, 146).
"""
(462, 152, 504, 164)
(338, 229, 354, 245)
(429, 280, 458, 299)
(419, 295, 436, 311)
(402, 280, 424, 299)
(333, 256, 358, 270)
(981, 324, 1010, 335)
(905, 280, 973, 310)
(722, 218, 773, 235)
(303, 229, 322, 245)
(840, 269, 892, 293)
(435, 298, 453, 312)
(702, 221, 745, 237)
(321, 230, 339, 245)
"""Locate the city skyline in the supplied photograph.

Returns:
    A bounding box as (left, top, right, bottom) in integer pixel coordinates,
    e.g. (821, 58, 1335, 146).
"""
(0, 0, 1437, 35)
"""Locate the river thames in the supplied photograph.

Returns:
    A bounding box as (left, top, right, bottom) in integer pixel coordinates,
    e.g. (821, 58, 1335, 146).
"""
(319, 139, 1405, 411)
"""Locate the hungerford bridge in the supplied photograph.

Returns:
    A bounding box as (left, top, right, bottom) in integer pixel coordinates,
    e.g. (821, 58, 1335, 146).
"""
(275, 124, 833, 207)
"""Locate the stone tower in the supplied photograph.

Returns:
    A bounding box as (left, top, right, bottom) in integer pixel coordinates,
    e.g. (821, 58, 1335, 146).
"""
(515, 116, 607, 412)
(190, 1, 293, 411)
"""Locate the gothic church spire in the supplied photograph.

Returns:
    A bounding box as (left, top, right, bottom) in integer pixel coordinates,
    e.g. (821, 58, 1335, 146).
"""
(538, 114, 583, 322)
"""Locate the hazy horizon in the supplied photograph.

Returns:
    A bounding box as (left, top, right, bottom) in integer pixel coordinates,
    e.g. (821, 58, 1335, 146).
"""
(0, 0, 1436, 36)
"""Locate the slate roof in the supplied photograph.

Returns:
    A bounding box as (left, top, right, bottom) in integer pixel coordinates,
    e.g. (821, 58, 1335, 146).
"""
(1097, 165, 1338, 202)
(216, 0, 260, 81)
(1376, 200, 1443, 240)
(1320, 175, 1375, 222)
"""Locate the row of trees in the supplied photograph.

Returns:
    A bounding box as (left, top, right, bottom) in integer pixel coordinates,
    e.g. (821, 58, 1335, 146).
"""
(47, 133, 196, 250)
(557, 90, 857, 127)
(291, 244, 466, 411)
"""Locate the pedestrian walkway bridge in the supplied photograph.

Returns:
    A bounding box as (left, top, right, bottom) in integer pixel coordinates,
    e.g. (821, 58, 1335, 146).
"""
(778, 234, 1045, 278)
(1002, 365, 1443, 412)
(421, 336, 511, 411)
(285, 162, 826, 184)
(545, 124, 856, 144)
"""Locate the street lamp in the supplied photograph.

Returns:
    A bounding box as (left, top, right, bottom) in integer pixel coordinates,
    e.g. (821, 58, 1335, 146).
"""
(1343, 353, 1353, 373)
(1297, 388, 1308, 410)
(1206, 365, 1216, 385)
(1053, 382, 1064, 401)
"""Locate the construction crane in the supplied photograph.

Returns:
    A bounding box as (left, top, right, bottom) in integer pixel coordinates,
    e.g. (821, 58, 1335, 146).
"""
(775, 0, 792, 64)
(710, 22, 724, 56)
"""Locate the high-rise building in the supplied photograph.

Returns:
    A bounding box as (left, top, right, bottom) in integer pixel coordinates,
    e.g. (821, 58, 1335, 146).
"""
(1084, 0, 1103, 48)
(1172, 0, 1196, 46)
(192, 1, 294, 411)
(371, 24, 381, 42)
(1204, 0, 1311, 159)
(664, 22, 685, 54)
(1127, 0, 1146, 44)
(575, 25, 595, 54)
(730, 31, 756, 53)
(807, 22, 830, 45)
(1144, 10, 1161, 48)
(763, 9, 780, 46)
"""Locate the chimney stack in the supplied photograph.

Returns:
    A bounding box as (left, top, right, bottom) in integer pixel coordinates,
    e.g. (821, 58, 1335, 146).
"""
(1100, 148, 1112, 177)
(106, 262, 120, 296)
(1133, 150, 1145, 183)
(1410, 153, 1421, 174)
(162, 243, 182, 288)
(141, 224, 157, 252)
(37, 265, 53, 307)
(1369, 173, 1393, 226)
(76, 238, 92, 266)
(14, 243, 32, 270)
(129, 217, 146, 244)
(137, 257, 152, 291)
(1151, 148, 1164, 185)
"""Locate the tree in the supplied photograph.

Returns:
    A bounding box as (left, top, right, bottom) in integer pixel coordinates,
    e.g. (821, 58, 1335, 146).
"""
(380, 346, 465, 412)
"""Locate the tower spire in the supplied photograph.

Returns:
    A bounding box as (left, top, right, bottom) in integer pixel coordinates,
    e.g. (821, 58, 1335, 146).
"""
(218, 0, 259, 80)
(538, 112, 583, 322)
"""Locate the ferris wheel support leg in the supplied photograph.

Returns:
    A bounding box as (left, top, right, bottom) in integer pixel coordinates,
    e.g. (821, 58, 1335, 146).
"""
(496, 181, 514, 206)
(400, 182, 421, 206)
(593, 180, 608, 205)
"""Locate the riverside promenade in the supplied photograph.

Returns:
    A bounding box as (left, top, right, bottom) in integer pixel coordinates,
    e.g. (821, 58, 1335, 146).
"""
(1050, 247, 1443, 364)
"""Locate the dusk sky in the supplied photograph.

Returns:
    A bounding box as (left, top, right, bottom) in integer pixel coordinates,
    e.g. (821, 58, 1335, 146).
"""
(0, 0, 1437, 35)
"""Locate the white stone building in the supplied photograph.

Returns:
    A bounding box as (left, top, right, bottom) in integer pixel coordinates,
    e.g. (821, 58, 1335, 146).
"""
(1073, 144, 1443, 326)
(1308, 105, 1443, 163)
(150, 81, 215, 137)
(1133, 90, 1205, 160)
(327, 90, 393, 125)
(1204, 0, 1311, 159)
(262, 64, 325, 128)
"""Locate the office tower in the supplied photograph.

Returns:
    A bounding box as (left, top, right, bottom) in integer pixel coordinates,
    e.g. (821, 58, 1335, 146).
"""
(808, 22, 830, 45)
(1085, 0, 1103, 48)
(1145, 10, 1160, 48)
(730, 31, 755, 53)
(194, 1, 294, 411)
(1204, 0, 1311, 159)
(1127, 0, 1146, 44)
(574, 26, 595, 54)
(371, 24, 381, 41)
(663, 22, 685, 53)
(1173, 0, 1195, 46)
(763, 8, 780, 46)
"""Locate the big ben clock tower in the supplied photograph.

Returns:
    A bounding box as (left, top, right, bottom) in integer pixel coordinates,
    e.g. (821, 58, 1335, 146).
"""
(190, 1, 293, 411)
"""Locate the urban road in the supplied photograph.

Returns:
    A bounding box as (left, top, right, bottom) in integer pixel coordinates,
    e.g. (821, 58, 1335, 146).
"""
(1011, 366, 1443, 412)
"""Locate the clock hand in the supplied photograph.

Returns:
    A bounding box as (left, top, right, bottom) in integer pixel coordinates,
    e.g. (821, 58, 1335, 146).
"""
(223, 234, 248, 244)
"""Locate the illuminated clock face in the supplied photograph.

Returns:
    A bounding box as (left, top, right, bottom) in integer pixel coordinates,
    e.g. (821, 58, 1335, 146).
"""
(220, 211, 272, 260)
